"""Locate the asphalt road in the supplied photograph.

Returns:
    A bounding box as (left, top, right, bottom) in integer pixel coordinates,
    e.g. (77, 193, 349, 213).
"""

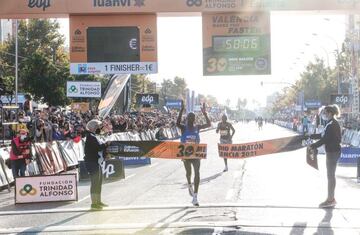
(1, 122, 360, 235)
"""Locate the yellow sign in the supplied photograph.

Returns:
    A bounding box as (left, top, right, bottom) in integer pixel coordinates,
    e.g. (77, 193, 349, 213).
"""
(71, 102, 90, 113)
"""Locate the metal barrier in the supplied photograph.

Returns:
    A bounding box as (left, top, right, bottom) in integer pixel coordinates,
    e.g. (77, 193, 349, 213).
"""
(0, 124, 219, 190)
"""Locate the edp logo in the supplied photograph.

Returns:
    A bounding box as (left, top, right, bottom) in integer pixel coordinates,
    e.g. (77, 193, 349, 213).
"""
(141, 95, 154, 104)
(28, 0, 51, 11)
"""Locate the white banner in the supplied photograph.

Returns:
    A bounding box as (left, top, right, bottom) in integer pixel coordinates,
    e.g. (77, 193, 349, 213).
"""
(70, 62, 158, 75)
(15, 174, 78, 204)
(67, 81, 101, 98)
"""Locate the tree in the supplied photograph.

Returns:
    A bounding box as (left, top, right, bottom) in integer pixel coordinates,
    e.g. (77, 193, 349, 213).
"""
(22, 51, 70, 106)
(0, 19, 71, 106)
(270, 57, 338, 116)
(130, 74, 150, 107)
(173, 77, 187, 100)
(206, 95, 218, 106)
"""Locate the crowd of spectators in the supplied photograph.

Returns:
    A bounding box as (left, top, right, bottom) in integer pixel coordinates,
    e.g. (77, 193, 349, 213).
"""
(2, 104, 222, 143)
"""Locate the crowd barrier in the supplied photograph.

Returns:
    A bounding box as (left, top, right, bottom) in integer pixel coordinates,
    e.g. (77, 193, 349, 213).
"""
(0, 126, 184, 190)
(0, 122, 220, 190)
(275, 120, 360, 167)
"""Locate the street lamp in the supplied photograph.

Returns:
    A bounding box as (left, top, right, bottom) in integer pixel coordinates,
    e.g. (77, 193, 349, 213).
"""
(311, 33, 342, 93)
(304, 43, 330, 67)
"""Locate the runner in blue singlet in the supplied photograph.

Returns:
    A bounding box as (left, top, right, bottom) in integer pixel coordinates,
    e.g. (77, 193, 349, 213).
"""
(176, 101, 211, 206)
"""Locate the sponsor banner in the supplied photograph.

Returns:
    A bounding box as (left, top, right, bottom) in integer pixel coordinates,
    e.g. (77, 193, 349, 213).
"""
(98, 74, 130, 118)
(330, 94, 351, 107)
(340, 147, 360, 164)
(203, 12, 271, 76)
(118, 156, 151, 166)
(136, 93, 159, 105)
(218, 135, 303, 159)
(107, 141, 207, 160)
(3, 0, 360, 18)
(67, 81, 101, 98)
(166, 99, 182, 109)
(15, 174, 78, 204)
(101, 159, 125, 179)
(70, 62, 157, 75)
(305, 100, 322, 109)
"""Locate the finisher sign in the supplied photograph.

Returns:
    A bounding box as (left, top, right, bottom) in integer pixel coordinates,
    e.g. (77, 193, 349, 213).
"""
(218, 135, 303, 159)
(70, 14, 157, 75)
(107, 141, 207, 160)
(15, 174, 78, 204)
(202, 12, 271, 76)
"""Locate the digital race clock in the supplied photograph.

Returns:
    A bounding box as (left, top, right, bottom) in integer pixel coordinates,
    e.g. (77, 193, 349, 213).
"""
(213, 36, 260, 52)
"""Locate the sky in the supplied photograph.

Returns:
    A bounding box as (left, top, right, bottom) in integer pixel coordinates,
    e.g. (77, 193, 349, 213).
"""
(58, 12, 346, 110)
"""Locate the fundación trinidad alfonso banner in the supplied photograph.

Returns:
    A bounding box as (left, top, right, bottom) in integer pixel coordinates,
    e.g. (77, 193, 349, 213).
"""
(66, 81, 101, 98)
(218, 135, 304, 159)
(107, 141, 207, 160)
(15, 174, 78, 204)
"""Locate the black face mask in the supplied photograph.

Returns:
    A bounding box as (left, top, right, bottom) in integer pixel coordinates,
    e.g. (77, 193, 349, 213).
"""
(95, 128, 101, 135)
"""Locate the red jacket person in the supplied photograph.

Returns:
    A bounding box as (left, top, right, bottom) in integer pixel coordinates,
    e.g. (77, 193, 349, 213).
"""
(10, 129, 31, 178)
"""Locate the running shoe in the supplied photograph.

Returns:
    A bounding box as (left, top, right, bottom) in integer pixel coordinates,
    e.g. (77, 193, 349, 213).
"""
(98, 202, 109, 207)
(192, 196, 199, 206)
(223, 166, 228, 172)
(91, 204, 103, 210)
(319, 199, 337, 208)
(188, 184, 194, 197)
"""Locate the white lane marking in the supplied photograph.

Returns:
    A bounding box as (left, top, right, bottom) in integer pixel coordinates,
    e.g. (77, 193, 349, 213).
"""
(125, 174, 136, 180)
(225, 189, 235, 201)
(76, 195, 90, 204)
(1, 221, 358, 234)
(0, 204, 359, 216)
(149, 162, 159, 168)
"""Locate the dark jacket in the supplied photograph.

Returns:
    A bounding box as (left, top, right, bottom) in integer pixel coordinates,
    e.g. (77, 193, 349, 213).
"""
(84, 132, 107, 163)
(310, 118, 341, 153)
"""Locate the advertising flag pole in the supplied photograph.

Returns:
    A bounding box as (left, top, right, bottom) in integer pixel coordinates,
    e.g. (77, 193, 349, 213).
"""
(15, 19, 18, 107)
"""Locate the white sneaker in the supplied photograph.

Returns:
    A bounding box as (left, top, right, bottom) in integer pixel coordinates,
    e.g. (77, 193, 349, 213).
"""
(223, 166, 228, 172)
(192, 196, 199, 206)
(188, 184, 194, 197)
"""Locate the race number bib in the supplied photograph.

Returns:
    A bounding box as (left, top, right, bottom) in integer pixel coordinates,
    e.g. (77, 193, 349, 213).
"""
(220, 130, 229, 136)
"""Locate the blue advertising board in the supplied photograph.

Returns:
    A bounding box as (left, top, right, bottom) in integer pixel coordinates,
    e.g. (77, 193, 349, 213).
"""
(305, 100, 322, 109)
(340, 147, 360, 164)
(118, 157, 151, 166)
(166, 99, 182, 109)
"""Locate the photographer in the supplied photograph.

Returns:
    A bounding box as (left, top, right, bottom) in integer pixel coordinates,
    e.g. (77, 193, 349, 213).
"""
(10, 129, 31, 178)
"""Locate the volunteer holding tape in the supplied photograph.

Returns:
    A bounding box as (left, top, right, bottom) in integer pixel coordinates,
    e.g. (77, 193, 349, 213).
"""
(84, 119, 111, 210)
(216, 114, 235, 172)
(308, 105, 341, 208)
(176, 100, 211, 206)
